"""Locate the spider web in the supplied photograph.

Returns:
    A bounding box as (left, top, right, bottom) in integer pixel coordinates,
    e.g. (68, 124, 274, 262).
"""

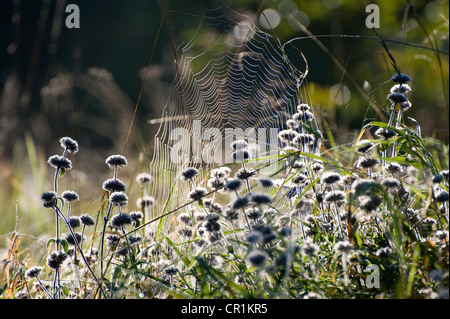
(147, 7, 318, 218)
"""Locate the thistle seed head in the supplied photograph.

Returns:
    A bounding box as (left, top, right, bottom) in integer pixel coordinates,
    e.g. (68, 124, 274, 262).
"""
(59, 137, 79, 154)
(180, 167, 199, 181)
(105, 154, 128, 169)
(47, 155, 72, 170)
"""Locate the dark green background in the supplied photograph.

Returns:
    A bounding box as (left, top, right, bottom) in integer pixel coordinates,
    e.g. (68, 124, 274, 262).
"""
(0, 0, 448, 157)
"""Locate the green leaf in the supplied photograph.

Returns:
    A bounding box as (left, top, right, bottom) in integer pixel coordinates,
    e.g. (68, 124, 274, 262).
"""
(46, 238, 56, 251)
(47, 238, 70, 253)
(112, 265, 123, 282)
(61, 285, 70, 296)
(164, 235, 190, 268)
(59, 238, 69, 253)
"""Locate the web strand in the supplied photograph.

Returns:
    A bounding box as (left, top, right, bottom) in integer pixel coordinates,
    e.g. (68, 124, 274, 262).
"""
(148, 7, 317, 214)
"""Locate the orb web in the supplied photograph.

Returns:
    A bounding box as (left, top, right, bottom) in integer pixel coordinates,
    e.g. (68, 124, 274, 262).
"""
(147, 7, 318, 219)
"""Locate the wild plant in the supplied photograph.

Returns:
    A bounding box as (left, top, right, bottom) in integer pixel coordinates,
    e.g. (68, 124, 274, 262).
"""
(3, 8, 448, 300)
(16, 69, 448, 297)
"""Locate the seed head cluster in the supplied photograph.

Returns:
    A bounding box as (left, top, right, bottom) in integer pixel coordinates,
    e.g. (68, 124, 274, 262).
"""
(28, 67, 448, 301)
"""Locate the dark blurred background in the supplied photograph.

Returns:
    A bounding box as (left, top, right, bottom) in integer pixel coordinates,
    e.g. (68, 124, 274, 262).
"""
(1, 0, 448, 157)
(0, 0, 448, 254)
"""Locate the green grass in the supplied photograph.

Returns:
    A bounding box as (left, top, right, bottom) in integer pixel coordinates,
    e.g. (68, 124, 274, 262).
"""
(0, 2, 448, 300)
(1, 71, 448, 299)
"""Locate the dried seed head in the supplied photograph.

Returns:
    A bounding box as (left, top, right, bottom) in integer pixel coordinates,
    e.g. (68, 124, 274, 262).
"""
(334, 240, 352, 254)
(435, 190, 449, 203)
(62, 190, 80, 202)
(432, 174, 444, 184)
(278, 129, 299, 143)
(207, 177, 226, 190)
(47, 155, 72, 170)
(231, 196, 249, 210)
(381, 177, 400, 189)
(258, 178, 273, 188)
(293, 110, 314, 122)
(280, 226, 292, 237)
(286, 119, 299, 130)
(341, 174, 357, 186)
(297, 103, 311, 112)
(80, 214, 95, 226)
(194, 211, 207, 222)
(110, 213, 133, 228)
(106, 234, 121, 250)
(355, 156, 380, 169)
(136, 172, 153, 185)
(311, 161, 324, 174)
(102, 178, 126, 193)
(177, 226, 193, 238)
(295, 198, 315, 213)
(293, 133, 315, 146)
(105, 154, 128, 169)
(231, 139, 248, 150)
(390, 83, 411, 95)
(292, 160, 305, 170)
(59, 137, 79, 154)
(41, 191, 58, 208)
(375, 127, 396, 140)
(253, 224, 277, 244)
(203, 219, 221, 233)
(187, 187, 207, 201)
(129, 235, 142, 245)
(25, 266, 43, 278)
(46, 251, 68, 270)
(180, 167, 199, 181)
(69, 216, 81, 228)
(323, 190, 347, 205)
(177, 212, 192, 225)
(250, 193, 272, 205)
(224, 206, 239, 221)
(246, 249, 268, 267)
(246, 207, 262, 220)
(63, 232, 83, 246)
(225, 179, 242, 192)
(136, 195, 155, 208)
(245, 231, 263, 244)
(129, 211, 144, 221)
(387, 92, 407, 103)
(164, 266, 179, 276)
(209, 168, 228, 179)
(391, 73, 411, 84)
(301, 240, 319, 257)
(109, 191, 128, 207)
(355, 139, 374, 154)
(236, 168, 256, 180)
(384, 162, 403, 175)
(203, 199, 223, 213)
(321, 171, 342, 185)
(387, 92, 412, 110)
(359, 195, 382, 213)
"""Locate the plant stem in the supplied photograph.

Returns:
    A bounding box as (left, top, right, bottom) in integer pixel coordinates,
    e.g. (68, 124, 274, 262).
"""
(100, 202, 114, 279)
(53, 206, 106, 298)
(36, 276, 53, 299)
